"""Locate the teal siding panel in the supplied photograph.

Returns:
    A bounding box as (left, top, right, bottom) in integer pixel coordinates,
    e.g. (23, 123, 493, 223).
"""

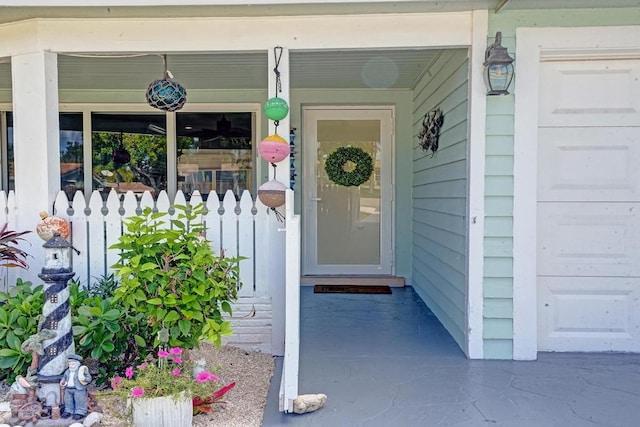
(485, 156, 513, 176)
(485, 196, 513, 216)
(484, 237, 513, 258)
(483, 318, 513, 339)
(484, 278, 514, 299)
(484, 257, 513, 278)
(486, 135, 514, 156)
(485, 176, 514, 196)
(484, 299, 513, 319)
(484, 217, 512, 237)
(411, 49, 469, 353)
(486, 115, 514, 136)
(483, 339, 513, 360)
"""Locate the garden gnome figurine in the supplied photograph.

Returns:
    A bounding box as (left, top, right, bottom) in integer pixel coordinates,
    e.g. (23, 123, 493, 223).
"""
(60, 354, 92, 420)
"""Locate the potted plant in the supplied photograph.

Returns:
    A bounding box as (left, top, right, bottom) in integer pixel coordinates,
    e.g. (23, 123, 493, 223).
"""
(108, 339, 222, 426)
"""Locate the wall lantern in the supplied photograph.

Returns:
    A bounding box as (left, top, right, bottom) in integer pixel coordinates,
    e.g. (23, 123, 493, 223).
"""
(483, 32, 515, 96)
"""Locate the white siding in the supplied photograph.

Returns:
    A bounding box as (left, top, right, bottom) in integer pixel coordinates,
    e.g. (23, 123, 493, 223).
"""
(411, 49, 469, 349)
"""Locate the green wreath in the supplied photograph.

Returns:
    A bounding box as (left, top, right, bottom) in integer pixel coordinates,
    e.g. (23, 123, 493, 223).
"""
(324, 146, 374, 187)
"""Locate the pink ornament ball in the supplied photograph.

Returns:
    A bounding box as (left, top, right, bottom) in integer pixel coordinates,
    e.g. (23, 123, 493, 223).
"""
(258, 179, 287, 208)
(258, 134, 290, 163)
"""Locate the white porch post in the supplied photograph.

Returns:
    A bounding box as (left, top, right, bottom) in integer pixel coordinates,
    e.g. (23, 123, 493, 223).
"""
(267, 47, 290, 355)
(11, 51, 61, 281)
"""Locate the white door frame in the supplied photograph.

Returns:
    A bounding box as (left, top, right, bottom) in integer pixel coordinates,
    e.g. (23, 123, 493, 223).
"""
(302, 106, 394, 276)
(513, 25, 640, 360)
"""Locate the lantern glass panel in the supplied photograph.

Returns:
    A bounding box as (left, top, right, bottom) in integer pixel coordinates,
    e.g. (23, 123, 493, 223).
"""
(484, 63, 514, 95)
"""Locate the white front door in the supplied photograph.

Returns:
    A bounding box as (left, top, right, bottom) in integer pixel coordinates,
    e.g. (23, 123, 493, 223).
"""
(537, 58, 640, 352)
(303, 107, 393, 275)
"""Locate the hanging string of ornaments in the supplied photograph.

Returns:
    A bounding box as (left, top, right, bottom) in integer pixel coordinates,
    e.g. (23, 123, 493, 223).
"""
(257, 47, 291, 219)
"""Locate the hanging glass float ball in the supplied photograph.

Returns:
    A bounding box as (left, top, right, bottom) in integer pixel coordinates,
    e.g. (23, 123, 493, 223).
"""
(264, 97, 289, 121)
(36, 212, 70, 241)
(258, 179, 287, 208)
(146, 78, 187, 112)
(258, 133, 290, 163)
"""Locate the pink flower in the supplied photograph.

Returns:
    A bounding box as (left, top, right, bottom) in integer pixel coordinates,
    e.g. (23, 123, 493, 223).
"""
(137, 362, 149, 369)
(172, 368, 181, 376)
(169, 347, 183, 355)
(131, 387, 145, 397)
(158, 350, 170, 358)
(110, 376, 123, 389)
(195, 371, 220, 383)
(172, 357, 183, 364)
(125, 366, 133, 379)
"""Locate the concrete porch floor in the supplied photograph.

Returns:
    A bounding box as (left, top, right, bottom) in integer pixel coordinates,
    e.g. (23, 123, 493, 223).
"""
(263, 286, 640, 427)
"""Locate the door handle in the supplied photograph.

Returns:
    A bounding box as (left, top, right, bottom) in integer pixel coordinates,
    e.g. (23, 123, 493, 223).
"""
(310, 197, 322, 201)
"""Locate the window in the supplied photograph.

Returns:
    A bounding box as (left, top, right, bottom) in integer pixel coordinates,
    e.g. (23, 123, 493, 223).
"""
(2, 108, 256, 201)
(176, 112, 253, 201)
(91, 113, 167, 199)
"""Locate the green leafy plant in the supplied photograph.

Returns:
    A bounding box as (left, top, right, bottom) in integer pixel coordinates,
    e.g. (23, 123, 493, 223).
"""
(0, 222, 31, 270)
(110, 204, 242, 351)
(0, 280, 43, 383)
(70, 280, 153, 386)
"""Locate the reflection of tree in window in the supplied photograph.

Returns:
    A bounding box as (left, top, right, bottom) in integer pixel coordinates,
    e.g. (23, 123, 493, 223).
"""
(92, 131, 167, 196)
(91, 113, 167, 198)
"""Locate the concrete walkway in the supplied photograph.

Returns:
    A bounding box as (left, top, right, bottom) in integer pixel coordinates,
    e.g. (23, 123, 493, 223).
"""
(263, 286, 640, 427)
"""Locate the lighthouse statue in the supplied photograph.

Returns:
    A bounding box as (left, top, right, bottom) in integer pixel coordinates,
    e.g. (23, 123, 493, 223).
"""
(37, 232, 76, 407)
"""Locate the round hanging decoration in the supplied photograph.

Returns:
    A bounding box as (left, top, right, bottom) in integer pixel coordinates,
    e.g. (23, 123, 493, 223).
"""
(36, 212, 70, 241)
(146, 78, 187, 112)
(146, 54, 187, 112)
(264, 97, 289, 121)
(324, 146, 374, 187)
(258, 179, 287, 208)
(259, 133, 290, 163)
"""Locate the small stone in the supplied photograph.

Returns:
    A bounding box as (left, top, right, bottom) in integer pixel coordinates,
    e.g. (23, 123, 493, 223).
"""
(292, 393, 327, 414)
(83, 412, 103, 427)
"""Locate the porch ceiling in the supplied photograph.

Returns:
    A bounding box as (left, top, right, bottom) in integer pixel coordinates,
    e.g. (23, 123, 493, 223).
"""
(0, 49, 445, 91)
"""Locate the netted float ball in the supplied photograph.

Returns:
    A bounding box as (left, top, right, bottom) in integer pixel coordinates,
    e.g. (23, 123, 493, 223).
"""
(258, 179, 287, 208)
(258, 133, 290, 163)
(146, 78, 187, 112)
(264, 97, 289, 121)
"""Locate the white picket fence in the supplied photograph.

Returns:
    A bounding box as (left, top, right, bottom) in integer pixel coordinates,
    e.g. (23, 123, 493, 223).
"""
(0, 188, 297, 354)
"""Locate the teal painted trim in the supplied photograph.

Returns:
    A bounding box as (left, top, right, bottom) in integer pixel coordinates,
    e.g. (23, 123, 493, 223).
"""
(485, 156, 513, 176)
(485, 196, 513, 216)
(486, 136, 514, 156)
(490, 8, 640, 33)
(485, 176, 514, 196)
(483, 318, 513, 339)
(484, 299, 513, 319)
(483, 339, 513, 360)
(484, 278, 513, 299)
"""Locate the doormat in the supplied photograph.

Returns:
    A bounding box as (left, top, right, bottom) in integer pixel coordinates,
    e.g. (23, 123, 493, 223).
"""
(314, 285, 392, 294)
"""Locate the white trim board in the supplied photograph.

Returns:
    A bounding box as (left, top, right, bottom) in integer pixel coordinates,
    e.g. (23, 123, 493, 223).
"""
(513, 25, 640, 360)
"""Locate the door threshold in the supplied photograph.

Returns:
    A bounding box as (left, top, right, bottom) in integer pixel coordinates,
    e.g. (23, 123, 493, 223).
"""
(300, 275, 404, 287)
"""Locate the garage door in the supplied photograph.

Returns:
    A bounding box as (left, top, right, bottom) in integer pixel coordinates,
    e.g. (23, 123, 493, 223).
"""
(537, 58, 640, 352)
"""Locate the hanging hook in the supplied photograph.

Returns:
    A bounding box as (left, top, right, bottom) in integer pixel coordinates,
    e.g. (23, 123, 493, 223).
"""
(162, 54, 174, 79)
(273, 46, 283, 96)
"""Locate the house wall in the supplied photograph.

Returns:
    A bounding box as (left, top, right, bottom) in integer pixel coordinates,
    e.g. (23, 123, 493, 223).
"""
(410, 49, 469, 350)
(483, 7, 640, 359)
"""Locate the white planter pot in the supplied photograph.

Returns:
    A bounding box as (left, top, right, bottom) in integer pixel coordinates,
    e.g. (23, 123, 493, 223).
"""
(131, 393, 193, 427)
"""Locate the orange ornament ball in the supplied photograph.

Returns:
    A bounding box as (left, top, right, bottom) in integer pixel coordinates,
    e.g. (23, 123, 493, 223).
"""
(36, 212, 70, 241)
(258, 134, 290, 163)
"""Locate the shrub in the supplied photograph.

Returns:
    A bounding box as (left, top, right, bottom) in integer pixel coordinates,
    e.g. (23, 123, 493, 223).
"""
(110, 204, 241, 351)
(0, 280, 43, 383)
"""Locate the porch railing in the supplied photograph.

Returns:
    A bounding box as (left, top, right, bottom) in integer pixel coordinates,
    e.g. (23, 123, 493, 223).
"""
(0, 188, 293, 354)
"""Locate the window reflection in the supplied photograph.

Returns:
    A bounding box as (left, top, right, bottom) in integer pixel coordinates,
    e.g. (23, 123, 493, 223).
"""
(177, 112, 253, 201)
(60, 113, 83, 200)
(91, 113, 167, 199)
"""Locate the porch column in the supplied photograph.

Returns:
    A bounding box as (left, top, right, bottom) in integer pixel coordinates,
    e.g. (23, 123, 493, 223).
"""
(267, 47, 290, 355)
(11, 51, 61, 280)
